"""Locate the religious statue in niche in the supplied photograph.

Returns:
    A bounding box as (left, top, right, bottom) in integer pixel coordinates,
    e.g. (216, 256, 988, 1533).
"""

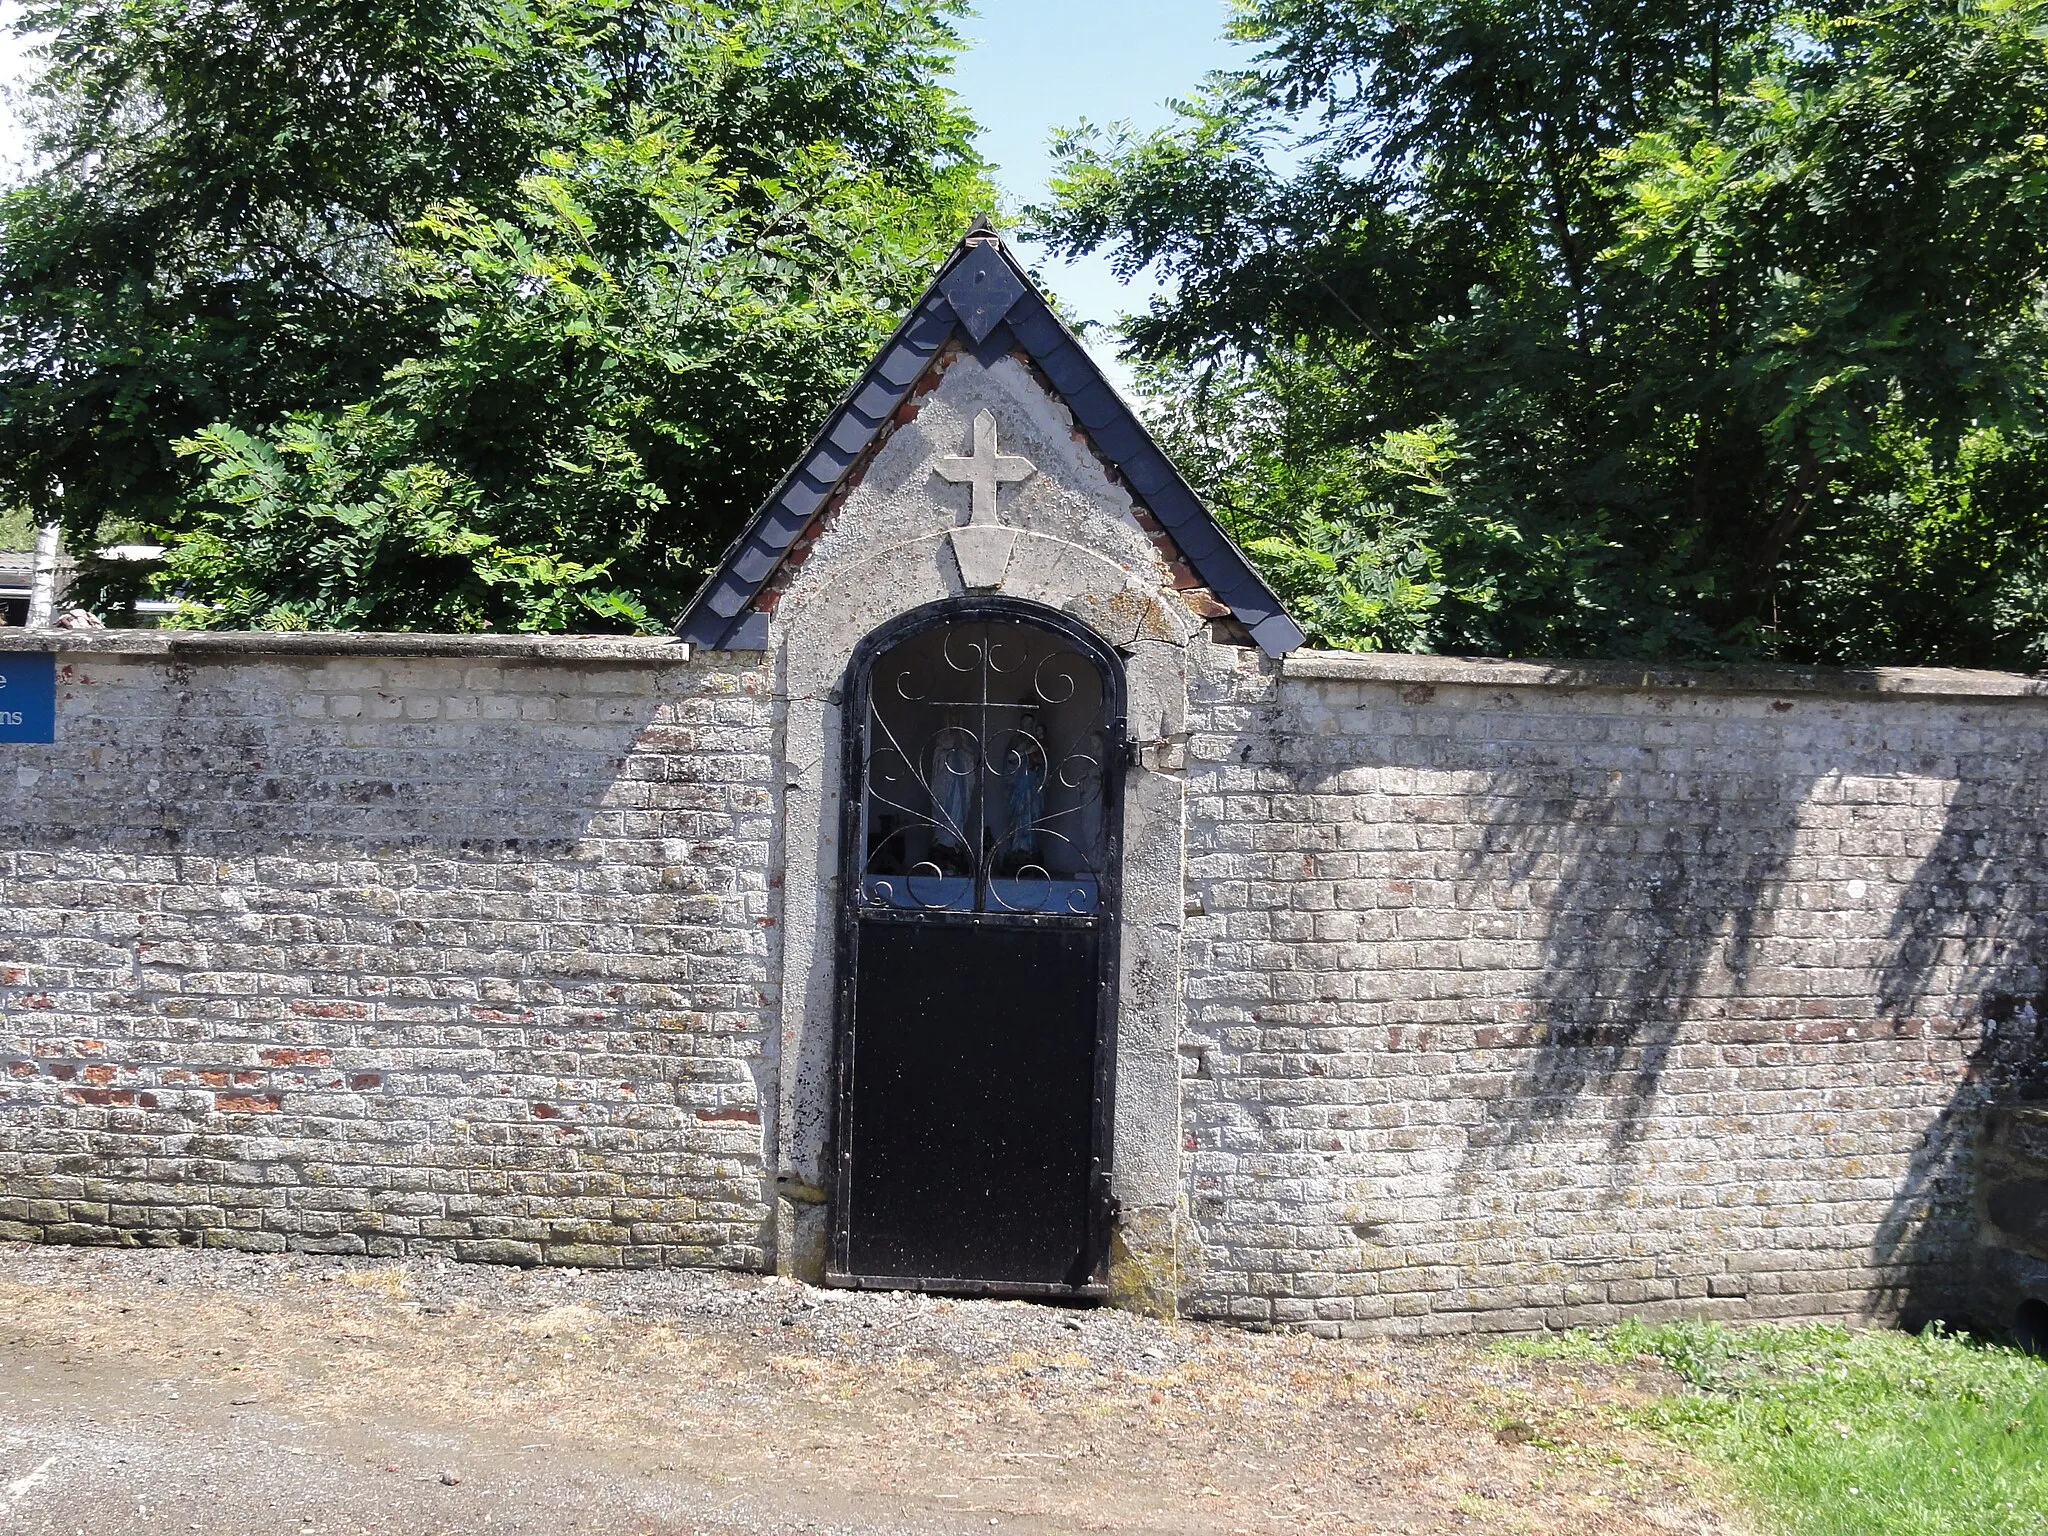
(1068, 728, 1106, 861)
(859, 621, 1109, 916)
(926, 708, 976, 877)
(996, 711, 1047, 877)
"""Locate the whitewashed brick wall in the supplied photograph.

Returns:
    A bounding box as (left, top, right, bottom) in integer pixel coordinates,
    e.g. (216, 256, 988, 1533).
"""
(1178, 650, 2048, 1336)
(0, 636, 777, 1267)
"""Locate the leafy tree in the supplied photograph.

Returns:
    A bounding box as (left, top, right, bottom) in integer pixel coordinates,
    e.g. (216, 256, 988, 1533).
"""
(0, 0, 547, 533)
(1037, 0, 2048, 666)
(0, 0, 987, 629)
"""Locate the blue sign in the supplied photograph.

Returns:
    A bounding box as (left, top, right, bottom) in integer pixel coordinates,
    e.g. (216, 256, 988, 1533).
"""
(0, 652, 56, 743)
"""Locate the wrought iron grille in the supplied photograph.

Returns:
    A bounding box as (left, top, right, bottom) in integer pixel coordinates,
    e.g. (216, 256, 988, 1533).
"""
(858, 620, 1113, 917)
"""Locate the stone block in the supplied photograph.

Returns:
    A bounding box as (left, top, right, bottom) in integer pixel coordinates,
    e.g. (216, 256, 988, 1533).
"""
(456, 1239, 544, 1266)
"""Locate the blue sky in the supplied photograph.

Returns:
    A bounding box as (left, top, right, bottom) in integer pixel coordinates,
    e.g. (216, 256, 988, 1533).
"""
(0, 0, 1240, 377)
(951, 0, 1244, 367)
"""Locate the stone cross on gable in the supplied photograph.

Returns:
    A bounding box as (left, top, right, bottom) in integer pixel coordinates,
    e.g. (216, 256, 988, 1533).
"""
(935, 410, 1035, 525)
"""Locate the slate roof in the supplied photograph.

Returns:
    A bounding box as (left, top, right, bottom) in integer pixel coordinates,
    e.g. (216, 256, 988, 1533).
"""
(673, 228, 1307, 658)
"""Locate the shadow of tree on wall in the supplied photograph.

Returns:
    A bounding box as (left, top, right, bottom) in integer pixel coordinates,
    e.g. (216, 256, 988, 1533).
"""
(1870, 770, 2048, 1331)
(1442, 713, 2048, 1329)
(1451, 761, 1820, 1190)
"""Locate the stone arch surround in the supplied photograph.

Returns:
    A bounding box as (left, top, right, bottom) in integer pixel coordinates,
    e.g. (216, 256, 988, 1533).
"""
(761, 350, 1212, 1308)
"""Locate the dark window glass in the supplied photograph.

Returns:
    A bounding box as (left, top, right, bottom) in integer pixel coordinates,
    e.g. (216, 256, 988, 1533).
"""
(859, 622, 1110, 915)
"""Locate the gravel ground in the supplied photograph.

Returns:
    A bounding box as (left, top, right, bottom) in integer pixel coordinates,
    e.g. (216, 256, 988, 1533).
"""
(0, 1244, 1746, 1535)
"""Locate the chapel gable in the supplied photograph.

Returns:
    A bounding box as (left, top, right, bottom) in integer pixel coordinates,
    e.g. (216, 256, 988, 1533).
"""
(674, 223, 1306, 657)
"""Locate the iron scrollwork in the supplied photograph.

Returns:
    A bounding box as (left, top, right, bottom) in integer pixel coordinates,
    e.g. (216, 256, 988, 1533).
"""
(860, 623, 1110, 916)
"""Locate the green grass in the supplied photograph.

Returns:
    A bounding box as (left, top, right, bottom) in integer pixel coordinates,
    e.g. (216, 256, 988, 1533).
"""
(1501, 1321, 2048, 1534)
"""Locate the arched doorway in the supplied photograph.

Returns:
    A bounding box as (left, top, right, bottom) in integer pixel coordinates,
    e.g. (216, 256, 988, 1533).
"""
(828, 599, 1127, 1296)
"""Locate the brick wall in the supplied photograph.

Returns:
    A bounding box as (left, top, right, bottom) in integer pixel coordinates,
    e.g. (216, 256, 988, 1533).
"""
(1179, 650, 2048, 1336)
(0, 636, 777, 1267)
(7, 628, 2046, 1335)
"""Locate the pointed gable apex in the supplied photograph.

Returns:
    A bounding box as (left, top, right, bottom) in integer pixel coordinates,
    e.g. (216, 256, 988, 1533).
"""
(674, 225, 1307, 657)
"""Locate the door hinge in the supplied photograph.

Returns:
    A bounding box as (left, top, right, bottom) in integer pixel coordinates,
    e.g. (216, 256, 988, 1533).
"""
(1111, 716, 1140, 769)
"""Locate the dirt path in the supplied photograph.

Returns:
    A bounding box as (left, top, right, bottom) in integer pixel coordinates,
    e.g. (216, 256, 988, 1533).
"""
(0, 1245, 1744, 1535)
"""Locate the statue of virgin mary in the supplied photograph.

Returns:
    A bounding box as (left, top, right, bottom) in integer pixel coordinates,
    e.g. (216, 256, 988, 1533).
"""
(1000, 712, 1047, 872)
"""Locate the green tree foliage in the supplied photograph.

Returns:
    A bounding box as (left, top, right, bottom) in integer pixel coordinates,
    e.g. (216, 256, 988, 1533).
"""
(1036, 0, 2048, 665)
(0, 0, 547, 531)
(0, 0, 986, 629)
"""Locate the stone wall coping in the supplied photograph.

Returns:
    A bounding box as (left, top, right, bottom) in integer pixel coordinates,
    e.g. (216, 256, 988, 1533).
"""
(0, 630, 695, 665)
(1282, 648, 2048, 702)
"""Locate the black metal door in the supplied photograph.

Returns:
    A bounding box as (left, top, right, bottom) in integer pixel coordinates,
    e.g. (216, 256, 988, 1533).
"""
(830, 602, 1124, 1297)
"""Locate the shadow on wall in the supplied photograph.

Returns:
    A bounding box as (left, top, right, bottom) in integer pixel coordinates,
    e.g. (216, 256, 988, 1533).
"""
(1448, 712, 2048, 1330)
(7, 659, 684, 849)
(1452, 757, 1821, 1181)
(1872, 772, 2048, 1332)
(0, 653, 762, 1022)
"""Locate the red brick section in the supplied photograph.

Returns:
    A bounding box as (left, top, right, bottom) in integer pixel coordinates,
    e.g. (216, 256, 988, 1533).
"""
(696, 1105, 761, 1124)
(289, 1001, 367, 1020)
(214, 1093, 283, 1114)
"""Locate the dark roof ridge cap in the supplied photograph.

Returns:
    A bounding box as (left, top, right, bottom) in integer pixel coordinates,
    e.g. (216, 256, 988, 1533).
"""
(941, 243, 1304, 651)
